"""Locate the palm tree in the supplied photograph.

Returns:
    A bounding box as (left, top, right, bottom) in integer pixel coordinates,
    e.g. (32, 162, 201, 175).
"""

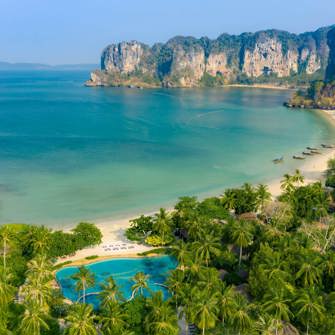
(187, 221, 206, 242)
(221, 189, 237, 211)
(280, 173, 294, 193)
(185, 258, 206, 282)
(254, 315, 283, 335)
(27, 255, 52, 283)
(71, 266, 95, 304)
(170, 241, 190, 270)
(191, 291, 219, 335)
(30, 226, 51, 255)
(153, 208, 172, 243)
(256, 184, 271, 212)
(258, 252, 293, 295)
(294, 290, 326, 335)
(65, 304, 97, 335)
(198, 268, 220, 292)
(231, 294, 252, 335)
(21, 273, 52, 310)
(99, 301, 126, 335)
(147, 306, 179, 335)
(0, 307, 11, 335)
(229, 221, 253, 267)
(19, 303, 49, 335)
(218, 283, 236, 328)
(292, 169, 304, 186)
(145, 291, 178, 335)
(0, 226, 11, 273)
(99, 276, 123, 308)
(262, 291, 292, 322)
(193, 233, 221, 267)
(0, 268, 15, 307)
(130, 272, 149, 300)
(166, 269, 185, 309)
(296, 262, 322, 288)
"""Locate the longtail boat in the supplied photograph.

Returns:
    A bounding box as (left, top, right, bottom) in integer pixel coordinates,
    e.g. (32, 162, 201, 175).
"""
(273, 157, 284, 164)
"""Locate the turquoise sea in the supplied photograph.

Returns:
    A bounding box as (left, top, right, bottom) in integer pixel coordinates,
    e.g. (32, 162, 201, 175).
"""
(0, 70, 334, 226)
(56, 255, 177, 306)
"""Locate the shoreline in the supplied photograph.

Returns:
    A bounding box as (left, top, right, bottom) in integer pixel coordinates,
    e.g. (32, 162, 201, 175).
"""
(56, 108, 335, 264)
(225, 83, 298, 91)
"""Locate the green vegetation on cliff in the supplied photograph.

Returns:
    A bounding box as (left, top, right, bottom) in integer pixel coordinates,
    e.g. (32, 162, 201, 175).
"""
(87, 25, 335, 88)
(287, 80, 335, 109)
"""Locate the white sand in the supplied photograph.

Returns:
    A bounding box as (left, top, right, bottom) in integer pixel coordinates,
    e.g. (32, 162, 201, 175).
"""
(57, 109, 335, 263)
(268, 146, 335, 197)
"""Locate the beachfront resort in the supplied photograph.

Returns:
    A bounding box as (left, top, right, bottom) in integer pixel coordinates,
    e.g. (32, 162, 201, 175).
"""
(2, 1, 335, 334)
(2, 160, 335, 334)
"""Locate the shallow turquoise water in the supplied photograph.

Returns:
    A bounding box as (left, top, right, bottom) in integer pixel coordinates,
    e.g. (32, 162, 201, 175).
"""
(56, 255, 177, 306)
(0, 70, 334, 226)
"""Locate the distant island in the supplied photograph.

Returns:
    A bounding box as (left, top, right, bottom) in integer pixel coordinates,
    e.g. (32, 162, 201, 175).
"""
(86, 25, 335, 88)
(0, 61, 98, 71)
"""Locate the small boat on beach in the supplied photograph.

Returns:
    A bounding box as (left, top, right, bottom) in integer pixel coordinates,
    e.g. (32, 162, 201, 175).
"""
(302, 151, 312, 156)
(310, 150, 321, 155)
(307, 146, 318, 150)
(321, 144, 334, 148)
(273, 157, 284, 164)
(293, 155, 305, 160)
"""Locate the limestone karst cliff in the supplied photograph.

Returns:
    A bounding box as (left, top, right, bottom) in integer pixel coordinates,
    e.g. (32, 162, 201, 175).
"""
(326, 28, 335, 82)
(285, 26, 335, 110)
(86, 25, 334, 88)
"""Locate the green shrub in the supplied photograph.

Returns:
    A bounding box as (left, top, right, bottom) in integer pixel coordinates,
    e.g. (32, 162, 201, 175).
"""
(53, 261, 73, 270)
(85, 255, 99, 260)
(145, 235, 173, 247)
(72, 222, 102, 248)
(326, 175, 335, 188)
(48, 223, 102, 258)
(126, 215, 153, 241)
(138, 248, 167, 256)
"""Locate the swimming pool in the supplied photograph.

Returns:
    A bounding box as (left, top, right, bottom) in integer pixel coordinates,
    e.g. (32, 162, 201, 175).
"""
(56, 255, 177, 307)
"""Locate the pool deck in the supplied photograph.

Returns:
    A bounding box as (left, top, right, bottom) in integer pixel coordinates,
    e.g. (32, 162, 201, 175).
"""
(56, 250, 165, 268)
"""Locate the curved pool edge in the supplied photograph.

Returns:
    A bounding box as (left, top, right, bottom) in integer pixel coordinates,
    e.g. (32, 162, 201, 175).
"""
(55, 251, 171, 272)
(55, 254, 177, 306)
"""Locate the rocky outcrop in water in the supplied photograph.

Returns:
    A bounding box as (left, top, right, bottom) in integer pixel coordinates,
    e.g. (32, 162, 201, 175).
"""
(86, 25, 334, 88)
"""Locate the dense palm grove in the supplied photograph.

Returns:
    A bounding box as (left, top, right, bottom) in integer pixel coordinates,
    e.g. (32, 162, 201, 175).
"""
(1, 164, 335, 334)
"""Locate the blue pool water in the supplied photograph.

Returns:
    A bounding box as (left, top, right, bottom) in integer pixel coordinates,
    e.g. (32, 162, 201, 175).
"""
(56, 255, 177, 306)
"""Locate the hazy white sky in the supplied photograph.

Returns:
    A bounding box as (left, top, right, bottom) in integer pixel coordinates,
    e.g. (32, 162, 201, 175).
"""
(0, 0, 334, 64)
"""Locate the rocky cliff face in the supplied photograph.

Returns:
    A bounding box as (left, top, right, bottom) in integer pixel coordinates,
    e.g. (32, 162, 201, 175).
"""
(86, 25, 334, 88)
(326, 28, 335, 82)
(241, 34, 298, 77)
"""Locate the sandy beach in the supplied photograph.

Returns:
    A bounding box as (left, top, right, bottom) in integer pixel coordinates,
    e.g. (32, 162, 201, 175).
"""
(225, 83, 298, 90)
(57, 109, 335, 264)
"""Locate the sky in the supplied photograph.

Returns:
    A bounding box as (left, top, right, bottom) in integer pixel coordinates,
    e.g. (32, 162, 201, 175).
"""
(0, 0, 334, 65)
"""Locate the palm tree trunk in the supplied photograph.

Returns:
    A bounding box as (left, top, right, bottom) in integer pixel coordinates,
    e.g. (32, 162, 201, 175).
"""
(202, 327, 205, 335)
(306, 321, 309, 335)
(128, 289, 136, 301)
(83, 283, 86, 304)
(3, 240, 6, 273)
(239, 245, 243, 267)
